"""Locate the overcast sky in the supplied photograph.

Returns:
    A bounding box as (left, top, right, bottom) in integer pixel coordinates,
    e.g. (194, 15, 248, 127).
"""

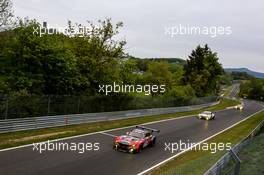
(13, 0, 264, 72)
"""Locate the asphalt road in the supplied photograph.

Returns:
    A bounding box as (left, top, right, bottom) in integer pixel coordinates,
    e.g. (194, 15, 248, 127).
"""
(229, 84, 240, 98)
(0, 100, 263, 175)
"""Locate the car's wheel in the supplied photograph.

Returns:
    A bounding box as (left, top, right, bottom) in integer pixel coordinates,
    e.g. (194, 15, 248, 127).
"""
(138, 144, 143, 153)
(150, 138, 156, 147)
(130, 148, 136, 154)
(113, 144, 118, 150)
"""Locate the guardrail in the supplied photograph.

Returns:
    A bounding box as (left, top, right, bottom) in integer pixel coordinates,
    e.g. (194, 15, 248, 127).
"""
(0, 95, 218, 119)
(0, 101, 219, 133)
(204, 117, 264, 175)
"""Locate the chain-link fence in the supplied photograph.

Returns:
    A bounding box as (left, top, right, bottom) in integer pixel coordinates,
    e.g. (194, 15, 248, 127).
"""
(205, 119, 264, 175)
(0, 95, 218, 119)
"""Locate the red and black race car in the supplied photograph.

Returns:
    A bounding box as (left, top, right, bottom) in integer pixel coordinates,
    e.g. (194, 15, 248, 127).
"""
(113, 126, 160, 154)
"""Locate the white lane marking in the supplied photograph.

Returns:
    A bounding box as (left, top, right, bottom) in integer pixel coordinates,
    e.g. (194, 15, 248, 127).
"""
(0, 106, 247, 152)
(136, 108, 264, 175)
(100, 132, 116, 138)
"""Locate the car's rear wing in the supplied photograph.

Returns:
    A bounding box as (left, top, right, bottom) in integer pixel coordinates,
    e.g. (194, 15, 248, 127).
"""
(136, 126, 160, 133)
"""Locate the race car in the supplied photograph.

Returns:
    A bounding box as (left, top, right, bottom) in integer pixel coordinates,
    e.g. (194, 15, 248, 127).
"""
(113, 126, 160, 154)
(197, 111, 215, 120)
(235, 104, 244, 111)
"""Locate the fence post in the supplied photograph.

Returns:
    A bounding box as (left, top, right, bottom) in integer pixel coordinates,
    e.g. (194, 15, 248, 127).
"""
(230, 149, 241, 175)
(5, 97, 8, 120)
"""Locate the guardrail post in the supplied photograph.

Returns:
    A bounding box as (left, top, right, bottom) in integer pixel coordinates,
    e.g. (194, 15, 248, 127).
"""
(65, 117, 68, 125)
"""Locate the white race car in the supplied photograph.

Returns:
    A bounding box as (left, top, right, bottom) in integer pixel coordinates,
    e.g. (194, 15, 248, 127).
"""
(198, 111, 215, 120)
(235, 104, 244, 110)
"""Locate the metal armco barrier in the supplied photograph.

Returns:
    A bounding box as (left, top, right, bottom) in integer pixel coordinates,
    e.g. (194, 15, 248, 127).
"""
(0, 101, 219, 133)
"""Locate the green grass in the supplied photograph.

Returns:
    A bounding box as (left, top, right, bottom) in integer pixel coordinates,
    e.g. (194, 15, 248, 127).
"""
(238, 131, 264, 175)
(221, 85, 234, 97)
(148, 109, 264, 175)
(0, 98, 239, 149)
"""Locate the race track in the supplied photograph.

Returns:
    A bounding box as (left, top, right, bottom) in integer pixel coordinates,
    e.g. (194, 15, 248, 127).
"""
(0, 100, 263, 175)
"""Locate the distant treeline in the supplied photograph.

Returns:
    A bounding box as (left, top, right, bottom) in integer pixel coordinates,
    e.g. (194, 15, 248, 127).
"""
(239, 78, 264, 101)
(0, 95, 217, 119)
(0, 18, 224, 99)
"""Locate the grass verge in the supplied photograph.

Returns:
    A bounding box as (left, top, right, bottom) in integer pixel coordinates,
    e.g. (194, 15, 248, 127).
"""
(0, 98, 239, 149)
(221, 85, 234, 97)
(148, 109, 264, 175)
(238, 129, 264, 175)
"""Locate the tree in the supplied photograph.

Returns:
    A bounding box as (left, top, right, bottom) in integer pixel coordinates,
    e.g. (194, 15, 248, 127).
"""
(166, 85, 195, 99)
(170, 64, 184, 86)
(144, 61, 172, 96)
(69, 18, 126, 95)
(239, 78, 264, 101)
(0, 18, 127, 95)
(220, 72, 232, 85)
(0, 0, 13, 28)
(1, 20, 79, 95)
(120, 59, 138, 84)
(183, 44, 223, 96)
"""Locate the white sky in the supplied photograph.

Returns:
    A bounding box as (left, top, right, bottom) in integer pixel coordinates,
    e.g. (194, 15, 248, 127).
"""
(12, 0, 264, 72)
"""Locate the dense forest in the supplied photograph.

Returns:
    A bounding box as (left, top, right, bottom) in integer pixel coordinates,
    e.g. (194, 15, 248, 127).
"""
(239, 78, 264, 101)
(0, 19, 225, 98)
(0, 18, 227, 118)
(0, 0, 230, 118)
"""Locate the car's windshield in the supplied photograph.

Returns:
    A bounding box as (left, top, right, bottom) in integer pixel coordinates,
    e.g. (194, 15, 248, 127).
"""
(128, 131, 144, 138)
(203, 111, 211, 114)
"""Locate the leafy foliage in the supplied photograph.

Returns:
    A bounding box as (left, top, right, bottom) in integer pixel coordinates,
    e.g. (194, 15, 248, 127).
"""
(239, 78, 264, 101)
(0, 18, 224, 101)
(0, 0, 13, 28)
(143, 61, 172, 95)
(183, 44, 223, 96)
(230, 72, 253, 80)
(0, 18, 126, 95)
